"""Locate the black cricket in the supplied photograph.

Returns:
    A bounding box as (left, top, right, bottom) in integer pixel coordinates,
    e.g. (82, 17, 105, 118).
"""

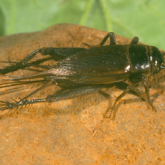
(0, 32, 164, 119)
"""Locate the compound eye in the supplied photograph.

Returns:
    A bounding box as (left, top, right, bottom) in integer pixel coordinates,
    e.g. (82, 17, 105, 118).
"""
(152, 47, 164, 67)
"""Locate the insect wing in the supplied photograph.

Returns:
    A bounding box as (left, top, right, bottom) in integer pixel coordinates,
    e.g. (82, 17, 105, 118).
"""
(53, 45, 130, 84)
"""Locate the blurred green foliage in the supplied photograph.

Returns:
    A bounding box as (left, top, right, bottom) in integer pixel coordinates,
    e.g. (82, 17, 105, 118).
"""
(0, 0, 165, 49)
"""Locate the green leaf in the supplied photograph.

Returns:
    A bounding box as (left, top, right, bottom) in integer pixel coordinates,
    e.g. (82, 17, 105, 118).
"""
(0, 0, 165, 49)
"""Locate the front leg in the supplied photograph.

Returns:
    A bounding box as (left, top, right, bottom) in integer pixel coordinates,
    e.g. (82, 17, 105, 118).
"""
(143, 77, 156, 111)
(104, 75, 156, 120)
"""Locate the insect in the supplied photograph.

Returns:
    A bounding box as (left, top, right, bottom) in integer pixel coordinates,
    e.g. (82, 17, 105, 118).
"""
(0, 32, 164, 119)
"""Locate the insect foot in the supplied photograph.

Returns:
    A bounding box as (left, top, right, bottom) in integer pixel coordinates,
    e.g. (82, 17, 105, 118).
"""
(0, 101, 17, 111)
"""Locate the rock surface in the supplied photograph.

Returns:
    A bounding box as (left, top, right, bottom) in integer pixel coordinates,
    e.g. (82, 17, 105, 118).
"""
(0, 24, 165, 165)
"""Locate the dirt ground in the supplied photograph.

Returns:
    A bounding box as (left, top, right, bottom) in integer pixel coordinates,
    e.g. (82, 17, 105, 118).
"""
(0, 24, 165, 165)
